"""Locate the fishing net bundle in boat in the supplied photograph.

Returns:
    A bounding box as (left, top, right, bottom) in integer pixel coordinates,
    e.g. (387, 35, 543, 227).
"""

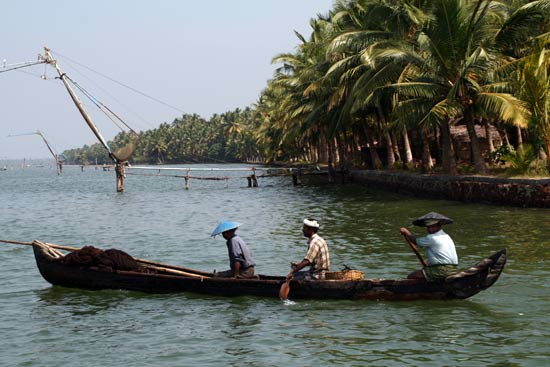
(61, 245, 143, 271)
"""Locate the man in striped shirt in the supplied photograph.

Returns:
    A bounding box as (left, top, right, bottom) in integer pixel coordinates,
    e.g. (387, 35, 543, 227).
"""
(288, 218, 330, 280)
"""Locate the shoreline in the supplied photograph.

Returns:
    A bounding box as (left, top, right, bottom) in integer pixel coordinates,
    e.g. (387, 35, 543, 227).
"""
(349, 170, 550, 208)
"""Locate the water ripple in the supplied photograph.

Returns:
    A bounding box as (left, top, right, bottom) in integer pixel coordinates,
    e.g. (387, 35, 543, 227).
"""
(1, 165, 549, 366)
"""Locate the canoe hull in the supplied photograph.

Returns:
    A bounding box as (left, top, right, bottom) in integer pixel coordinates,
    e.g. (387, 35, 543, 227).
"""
(33, 244, 507, 301)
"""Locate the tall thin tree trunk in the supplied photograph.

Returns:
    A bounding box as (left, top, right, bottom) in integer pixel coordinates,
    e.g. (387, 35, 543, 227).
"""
(391, 132, 401, 163)
(333, 137, 340, 163)
(421, 130, 433, 172)
(483, 119, 495, 164)
(335, 134, 345, 168)
(376, 104, 395, 168)
(402, 128, 413, 163)
(368, 136, 382, 169)
(354, 132, 362, 166)
(361, 123, 382, 169)
(516, 126, 524, 153)
(483, 119, 495, 153)
(335, 133, 348, 183)
(501, 123, 510, 146)
(385, 133, 395, 168)
(464, 106, 486, 174)
(440, 119, 458, 175)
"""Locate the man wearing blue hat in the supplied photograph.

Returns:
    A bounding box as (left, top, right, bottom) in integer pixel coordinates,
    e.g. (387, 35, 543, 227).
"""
(211, 221, 256, 278)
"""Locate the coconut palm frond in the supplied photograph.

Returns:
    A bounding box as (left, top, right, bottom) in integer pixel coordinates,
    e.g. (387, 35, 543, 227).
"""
(476, 92, 530, 127)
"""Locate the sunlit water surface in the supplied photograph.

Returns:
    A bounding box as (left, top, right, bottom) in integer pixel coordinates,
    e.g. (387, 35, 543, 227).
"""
(1, 164, 549, 366)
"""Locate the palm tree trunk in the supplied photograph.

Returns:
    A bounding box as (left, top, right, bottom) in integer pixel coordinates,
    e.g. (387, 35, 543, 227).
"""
(361, 123, 382, 169)
(483, 119, 495, 154)
(391, 132, 401, 163)
(402, 128, 413, 164)
(335, 133, 346, 168)
(464, 106, 486, 174)
(440, 119, 458, 175)
(421, 129, 433, 172)
(483, 119, 495, 164)
(385, 133, 395, 168)
(335, 133, 348, 183)
(516, 126, 524, 153)
(333, 137, 340, 163)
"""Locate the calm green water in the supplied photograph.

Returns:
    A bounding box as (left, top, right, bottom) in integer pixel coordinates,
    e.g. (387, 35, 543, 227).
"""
(1, 164, 549, 367)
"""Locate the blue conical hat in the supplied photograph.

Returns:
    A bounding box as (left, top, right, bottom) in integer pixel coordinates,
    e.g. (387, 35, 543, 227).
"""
(211, 221, 242, 237)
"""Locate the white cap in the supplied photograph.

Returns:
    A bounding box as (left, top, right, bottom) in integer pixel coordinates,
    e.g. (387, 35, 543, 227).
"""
(303, 218, 319, 228)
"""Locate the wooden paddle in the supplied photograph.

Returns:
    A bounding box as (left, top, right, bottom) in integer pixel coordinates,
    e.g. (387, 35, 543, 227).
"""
(279, 274, 292, 300)
(403, 235, 428, 267)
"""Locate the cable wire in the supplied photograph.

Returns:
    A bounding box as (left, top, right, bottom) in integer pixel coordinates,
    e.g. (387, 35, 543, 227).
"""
(52, 50, 186, 114)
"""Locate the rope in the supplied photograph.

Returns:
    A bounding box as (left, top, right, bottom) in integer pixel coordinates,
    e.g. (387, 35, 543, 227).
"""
(52, 50, 186, 114)
(65, 75, 128, 133)
(53, 53, 155, 130)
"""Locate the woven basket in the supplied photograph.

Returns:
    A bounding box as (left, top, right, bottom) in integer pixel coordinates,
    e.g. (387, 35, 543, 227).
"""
(325, 269, 364, 280)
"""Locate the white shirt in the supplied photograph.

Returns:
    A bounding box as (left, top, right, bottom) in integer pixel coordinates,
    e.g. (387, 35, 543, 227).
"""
(416, 229, 458, 266)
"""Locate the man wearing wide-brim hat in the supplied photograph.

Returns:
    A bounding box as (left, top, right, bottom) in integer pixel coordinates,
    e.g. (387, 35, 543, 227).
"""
(211, 221, 256, 278)
(399, 212, 458, 281)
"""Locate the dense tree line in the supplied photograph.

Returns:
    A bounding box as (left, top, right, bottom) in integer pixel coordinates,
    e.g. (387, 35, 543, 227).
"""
(62, 108, 262, 165)
(64, 0, 550, 176)
(256, 0, 550, 174)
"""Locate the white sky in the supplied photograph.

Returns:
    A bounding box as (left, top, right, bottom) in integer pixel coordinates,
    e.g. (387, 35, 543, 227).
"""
(0, 0, 334, 159)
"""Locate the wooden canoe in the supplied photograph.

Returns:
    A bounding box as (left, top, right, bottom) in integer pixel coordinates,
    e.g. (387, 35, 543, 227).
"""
(32, 240, 507, 301)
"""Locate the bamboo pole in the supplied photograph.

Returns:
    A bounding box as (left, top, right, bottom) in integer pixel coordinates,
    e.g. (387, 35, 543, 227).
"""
(43, 47, 126, 192)
(143, 264, 207, 278)
(43, 47, 113, 159)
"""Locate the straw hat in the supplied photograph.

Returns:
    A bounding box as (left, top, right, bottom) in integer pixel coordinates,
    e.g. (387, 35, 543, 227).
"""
(412, 212, 453, 227)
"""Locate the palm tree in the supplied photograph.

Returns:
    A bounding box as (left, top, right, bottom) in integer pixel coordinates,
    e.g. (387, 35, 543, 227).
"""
(363, 0, 531, 175)
(262, 17, 335, 163)
(493, 0, 550, 171)
(322, 0, 433, 169)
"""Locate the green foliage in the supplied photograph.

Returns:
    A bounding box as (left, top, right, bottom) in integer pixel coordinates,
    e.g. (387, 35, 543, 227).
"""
(503, 144, 537, 175)
(490, 144, 516, 163)
(62, 0, 550, 171)
(61, 108, 263, 165)
(457, 163, 476, 175)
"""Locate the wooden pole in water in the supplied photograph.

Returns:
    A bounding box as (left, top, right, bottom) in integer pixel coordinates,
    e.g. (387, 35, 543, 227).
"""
(43, 46, 123, 191)
(251, 167, 258, 187)
(292, 167, 302, 186)
(115, 162, 125, 192)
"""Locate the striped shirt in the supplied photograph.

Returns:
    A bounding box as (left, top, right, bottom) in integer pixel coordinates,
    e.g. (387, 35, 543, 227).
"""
(304, 233, 330, 276)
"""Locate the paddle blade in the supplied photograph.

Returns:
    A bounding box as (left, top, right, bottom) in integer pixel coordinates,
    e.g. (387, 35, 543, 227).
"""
(279, 279, 290, 300)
